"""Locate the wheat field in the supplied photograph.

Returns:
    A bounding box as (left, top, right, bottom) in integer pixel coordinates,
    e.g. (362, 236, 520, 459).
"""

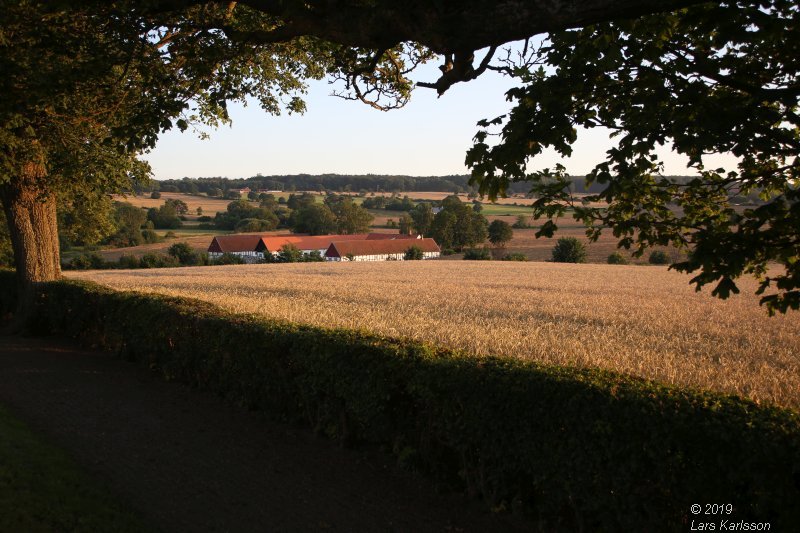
(70, 262, 800, 410)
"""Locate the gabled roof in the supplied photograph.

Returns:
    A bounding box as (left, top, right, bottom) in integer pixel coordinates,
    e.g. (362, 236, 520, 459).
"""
(208, 235, 264, 253)
(257, 234, 369, 253)
(325, 238, 440, 258)
(209, 232, 425, 254)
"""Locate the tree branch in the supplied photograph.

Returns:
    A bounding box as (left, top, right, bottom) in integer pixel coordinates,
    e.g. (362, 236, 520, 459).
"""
(147, 0, 711, 98)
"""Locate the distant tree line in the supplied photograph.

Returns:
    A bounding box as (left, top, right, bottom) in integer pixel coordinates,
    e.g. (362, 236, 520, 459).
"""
(145, 174, 654, 196)
(143, 174, 772, 206)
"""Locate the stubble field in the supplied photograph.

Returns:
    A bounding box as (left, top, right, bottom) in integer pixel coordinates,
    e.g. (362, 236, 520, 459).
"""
(70, 261, 800, 410)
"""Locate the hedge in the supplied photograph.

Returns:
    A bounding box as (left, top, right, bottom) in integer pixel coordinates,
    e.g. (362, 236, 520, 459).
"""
(1, 271, 798, 529)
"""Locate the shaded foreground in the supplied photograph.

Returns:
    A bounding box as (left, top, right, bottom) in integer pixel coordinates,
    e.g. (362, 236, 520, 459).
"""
(2, 274, 797, 530)
(0, 336, 517, 532)
(74, 261, 800, 409)
(0, 401, 146, 532)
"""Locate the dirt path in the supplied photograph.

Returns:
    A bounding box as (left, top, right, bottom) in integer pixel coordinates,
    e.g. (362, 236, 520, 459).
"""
(0, 336, 524, 532)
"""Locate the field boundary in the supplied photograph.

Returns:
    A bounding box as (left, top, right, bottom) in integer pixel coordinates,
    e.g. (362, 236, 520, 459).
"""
(1, 271, 798, 529)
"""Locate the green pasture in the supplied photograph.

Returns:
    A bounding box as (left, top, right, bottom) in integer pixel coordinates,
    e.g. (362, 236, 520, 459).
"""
(477, 203, 535, 216)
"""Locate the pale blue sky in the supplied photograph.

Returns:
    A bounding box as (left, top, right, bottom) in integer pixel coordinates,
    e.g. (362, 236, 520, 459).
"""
(143, 55, 737, 181)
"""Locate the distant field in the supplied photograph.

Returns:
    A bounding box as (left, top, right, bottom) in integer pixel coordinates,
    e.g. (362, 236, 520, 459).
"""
(367, 209, 409, 227)
(104, 190, 660, 264)
(114, 193, 239, 216)
(479, 203, 536, 216)
(498, 227, 676, 264)
(342, 191, 606, 207)
(71, 262, 800, 410)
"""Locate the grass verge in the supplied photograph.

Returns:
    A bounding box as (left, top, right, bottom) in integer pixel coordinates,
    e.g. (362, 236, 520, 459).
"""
(0, 403, 147, 533)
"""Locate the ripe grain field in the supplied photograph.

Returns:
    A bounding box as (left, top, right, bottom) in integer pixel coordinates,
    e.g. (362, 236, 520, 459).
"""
(71, 262, 800, 410)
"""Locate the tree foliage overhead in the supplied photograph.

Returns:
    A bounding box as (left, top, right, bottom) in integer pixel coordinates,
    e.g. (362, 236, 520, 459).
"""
(0, 1, 331, 190)
(467, 0, 800, 313)
(2, 0, 798, 319)
(0, 0, 345, 295)
(138, 0, 704, 99)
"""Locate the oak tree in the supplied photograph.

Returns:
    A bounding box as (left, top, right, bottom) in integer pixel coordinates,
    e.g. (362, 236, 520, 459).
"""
(488, 220, 514, 248)
(467, 0, 800, 313)
(0, 1, 329, 313)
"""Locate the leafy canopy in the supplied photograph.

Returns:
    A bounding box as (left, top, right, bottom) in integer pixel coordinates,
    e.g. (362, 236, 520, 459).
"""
(429, 196, 488, 251)
(467, 0, 800, 313)
(552, 237, 588, 264)
(488, 219, 514, 247)
(0, 1, 336, 201)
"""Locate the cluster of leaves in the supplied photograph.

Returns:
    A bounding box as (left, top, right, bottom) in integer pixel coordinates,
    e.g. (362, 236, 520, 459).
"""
(0, 211, 14, 267)
(214, 199, 280, 232)
(289, 195, 374, 235)
(463, 247, 492, 261)
(467, 0, 800, 313)
(607, 251, 629, 265)
(462, 245, 530, 261)
(361, 194, 416, 211)
(207, 192, 378, 236)
(56, 200, 169, 250)
(409, 203, 435, 235)
(2, 272, 797, 530)
(649, 250, 671, 265)
(0, 1, 357, 280)
(106, 203, 149, 247)
(427, 196, 488, 251)
(488, 219, 514, 247)
(146, 203, 183, 230)
(512, 214, 533, 229)
(551, 237, 588, 264)
(404, 245, 423, 260)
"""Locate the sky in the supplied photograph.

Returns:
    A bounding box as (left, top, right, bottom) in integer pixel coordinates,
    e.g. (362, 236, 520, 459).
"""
(143, 53, 738, 181)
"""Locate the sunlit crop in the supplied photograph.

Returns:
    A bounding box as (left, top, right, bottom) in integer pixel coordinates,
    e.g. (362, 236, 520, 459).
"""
(71, 261, 800, 410)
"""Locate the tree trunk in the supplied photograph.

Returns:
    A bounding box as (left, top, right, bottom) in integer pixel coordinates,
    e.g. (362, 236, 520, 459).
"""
(0, 161, 61, 327)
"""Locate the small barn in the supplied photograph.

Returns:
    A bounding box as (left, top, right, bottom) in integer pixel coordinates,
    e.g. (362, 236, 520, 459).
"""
(257, 233, 422, 257)
(208, 232, 427, 262)
(207, 235, 264, 262)
(325, 238, 440, 262)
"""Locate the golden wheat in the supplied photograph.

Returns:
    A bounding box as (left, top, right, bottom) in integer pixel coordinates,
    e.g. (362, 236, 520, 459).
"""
(70, 262, 800, 410)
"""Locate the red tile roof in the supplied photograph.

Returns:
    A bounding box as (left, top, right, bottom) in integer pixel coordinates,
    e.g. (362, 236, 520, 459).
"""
(209, 232, 424, 254)
(325, 238, 440, 258)
(257, 234, 369, 253)
(208, 235, 264, 253)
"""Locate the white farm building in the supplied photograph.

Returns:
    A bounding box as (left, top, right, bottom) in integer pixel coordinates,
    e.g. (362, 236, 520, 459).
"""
(207, 233, 434, 262)
(324, 238, 440, 261)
